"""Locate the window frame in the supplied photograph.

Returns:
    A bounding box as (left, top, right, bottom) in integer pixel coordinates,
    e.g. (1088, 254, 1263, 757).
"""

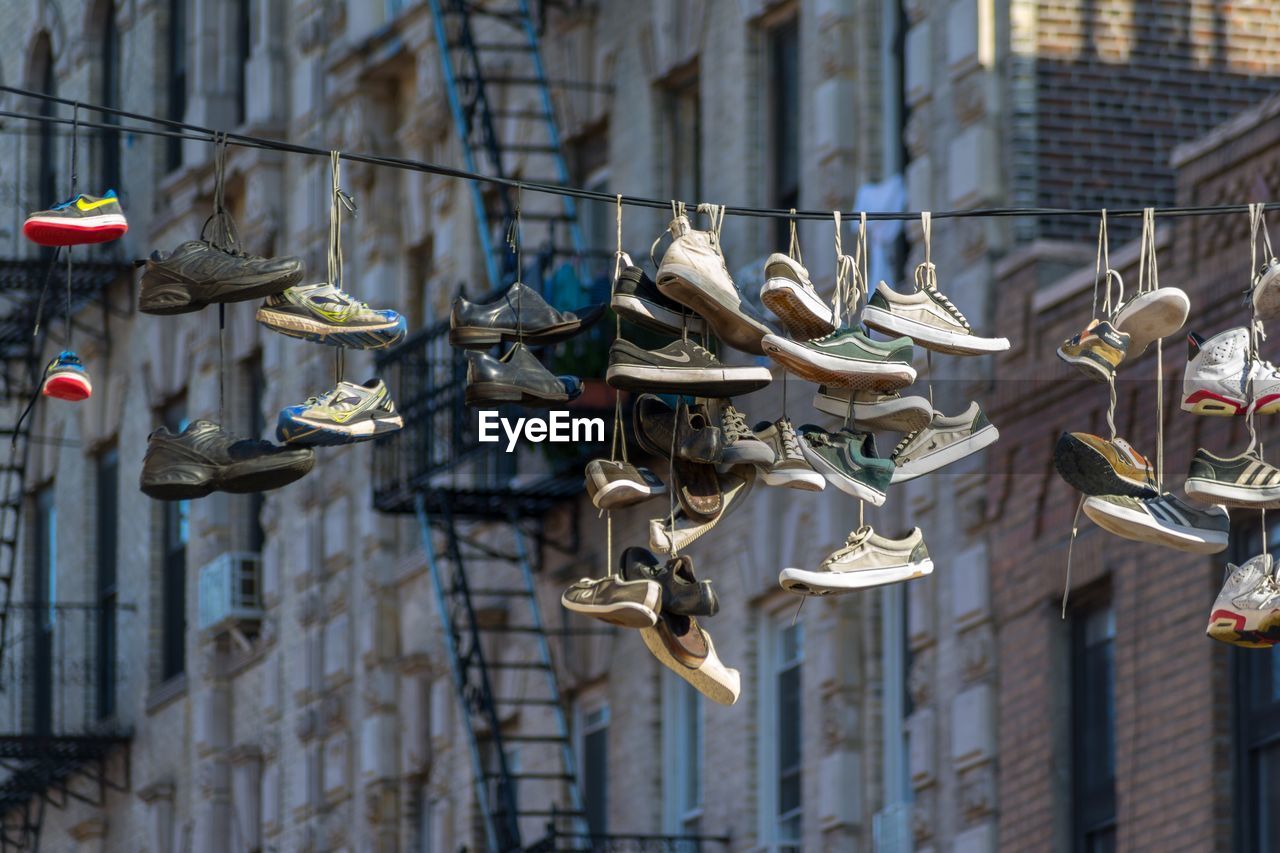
(97, 0, 121, 194)
(159, 400, 188, 681)
(662, 677, 703, 834)
(658, 64, 701, 204)
(763, 12, 800, 247)
(95, 445, 119, 720)
(578, 701, 610, 837)
(31, 483, 56, 735)
(166, 0, 187, 171)
(757, 610, 804, 852)
(1069, 594, 1117, 853)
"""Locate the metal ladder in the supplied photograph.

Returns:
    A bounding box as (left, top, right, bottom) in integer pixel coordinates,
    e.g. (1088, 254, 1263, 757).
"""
(427, 0, 589, 290)
(416, 497, 588, 851)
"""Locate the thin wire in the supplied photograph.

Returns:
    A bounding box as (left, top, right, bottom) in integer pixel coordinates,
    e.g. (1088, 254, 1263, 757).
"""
(3, 87, 1280, 223)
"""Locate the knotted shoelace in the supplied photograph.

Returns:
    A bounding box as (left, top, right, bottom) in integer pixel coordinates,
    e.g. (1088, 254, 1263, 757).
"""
(824, 526, 874, 565)
(892, 428, 923, 459)
(779, 420, 805, 461)
(720, 405, 752, 442)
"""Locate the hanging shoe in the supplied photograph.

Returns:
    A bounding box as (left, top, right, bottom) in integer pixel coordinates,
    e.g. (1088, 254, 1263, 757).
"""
(257, 282, 406, 349)
(1056, 319, 1129, 382)
(606, 337, 772, 397)
(140, 420, 315, 500)
(1251, 257, 1280, 322)
(761, 326, 916, 390)
(611, 261, 705, 336)
(1112, 288, 1190, 358)
(1206, 553, 1280, 647)
(1082, 492, 1228, 554)
(672, 459, 723, 522)
(276, 378, 404, 445)
(560, 574, 662, 629)
(752, 418, 826, 491)
(41, 351, 92, 402)
(1181, 328, 1280, 416)
(796, 425, 894, 505)
(620, 548, 719, 617)
(449, 280, 604, 348)
(1053, 432, 1156, 497)
(649, 468, 755, 554)
(632, 394, 724, 464)
(655, 211, 772, 355)
(583, 459, 666, 510)
(23, 190, 128, 246)
(861, 266, 1009, 355)
(464, 343, 571, 407)
(1184, 448, 1280, 509)
(760, 253, 836, 340)
(715, 401, 776, 466)
(138, 240, 305, 315)
(812, 386, 934, 433)
(779, 526, 933, 595)
(890, 403, 999, 484)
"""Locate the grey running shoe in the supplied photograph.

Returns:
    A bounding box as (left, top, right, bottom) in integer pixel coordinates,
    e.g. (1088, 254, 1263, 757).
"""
(633, 395, 723, 464)
(760, 253, 836, 340)
(812, 386, 934, 433)
(650, 468, 755, 554)
(753, 418, 826, 491)
(611, 259, 705, 336)
(584, 459, 667, 510)
(450, 280, 604, 348)
(560, 575, 662, 628)
(1184, 448, 1280, 508)
(1206, 553, 1280, 647)
(797, 426, 894, 505)
(762, 326, 916, 390)
(716, 402, 776, 466)
(607, 337, 772, 397)
(257, 282, 406, 349)
(140, 420, 316, 500)
(890, 402, 1000, 484)
(1082, 492, 1229, 554)
(1053, 432, 1156, 497)
(779, 526, 933, 595)
(465, 343, 570, 407)
(276, 378, 404, 446)
(861, 266, 1009, 354)
(138, 240, 305, 315)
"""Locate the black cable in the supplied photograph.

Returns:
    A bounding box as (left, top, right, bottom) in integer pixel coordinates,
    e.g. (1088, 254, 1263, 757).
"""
(0, 84, 1277, 222)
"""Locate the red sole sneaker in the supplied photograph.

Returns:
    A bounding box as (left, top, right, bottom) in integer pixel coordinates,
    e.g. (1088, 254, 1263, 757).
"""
(43, 374, 92, 401)
(23, 219, 128, 247)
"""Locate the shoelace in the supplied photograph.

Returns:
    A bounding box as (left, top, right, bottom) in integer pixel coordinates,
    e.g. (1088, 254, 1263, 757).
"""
(915, 263, 971, 330)
(683, 339, 719, 364)
(804, 429, 836, 448)
(779, 420, 804, 461)
(892, 428, 924, 459)
(825, 526, 873, 563)
(721, 405, 751, 441)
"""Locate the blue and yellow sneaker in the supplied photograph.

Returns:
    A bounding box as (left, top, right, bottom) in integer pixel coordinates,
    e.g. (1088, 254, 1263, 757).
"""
(42, 351, 93, 402)
(256, 282, 406, 349)
(24, 190, 128, 247)
(276, 378, 404, 446)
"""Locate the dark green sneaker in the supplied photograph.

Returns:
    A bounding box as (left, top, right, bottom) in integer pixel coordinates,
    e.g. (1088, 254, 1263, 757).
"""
(761, 326, 916, 390)
(797, 425, 895, 505)
(1185, 448, 1280, 508)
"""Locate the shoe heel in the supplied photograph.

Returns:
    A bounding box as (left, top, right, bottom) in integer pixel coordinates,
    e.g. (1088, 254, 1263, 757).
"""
(448, 327, 502, 348)
(465, 384, 522, 406)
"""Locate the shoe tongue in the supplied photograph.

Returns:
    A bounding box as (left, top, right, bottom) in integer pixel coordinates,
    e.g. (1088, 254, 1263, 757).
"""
(1187, 331, 1205, 359)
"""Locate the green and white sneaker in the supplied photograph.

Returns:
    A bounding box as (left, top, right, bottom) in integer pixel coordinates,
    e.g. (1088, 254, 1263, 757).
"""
(1184, 448, 1280, 508)
(797, 425, 895, 505)
(762, 326, 916, 390)
(890, 402, 999, 483)
(1082, 492, 1229, 554)
(257, 282, 407, 349)
(813, 386, 934, 433)
(779, 526, 933, 595)
(276, 378, 404, 445)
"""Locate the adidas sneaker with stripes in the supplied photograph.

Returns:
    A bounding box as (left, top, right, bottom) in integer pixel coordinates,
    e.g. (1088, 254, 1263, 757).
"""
(1185, 449, 1280, 509)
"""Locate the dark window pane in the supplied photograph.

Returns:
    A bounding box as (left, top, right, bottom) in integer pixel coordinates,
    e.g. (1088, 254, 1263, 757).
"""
(100, 4, 121, 193)
(235, 0, 251, 124)
(767, 18, 800, 247)
(662, 74, 700, 202)
(167, 0, 187, 170)
(1072, 603, 1116, 848)
(96, 448, 118, 718)
(161, 402, 187, 679)
(584, 726, 608, 835)
(1259, 744, 1280, 853)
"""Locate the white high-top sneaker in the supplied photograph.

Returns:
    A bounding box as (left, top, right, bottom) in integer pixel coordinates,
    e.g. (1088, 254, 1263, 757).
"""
(656, 214, 772, 355)
(1207, 553, 1280, 647)
(1181, 327, 1280, 416)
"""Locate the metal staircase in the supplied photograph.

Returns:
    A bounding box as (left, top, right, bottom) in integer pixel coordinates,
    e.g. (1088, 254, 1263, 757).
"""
(427, 0, 597, 289)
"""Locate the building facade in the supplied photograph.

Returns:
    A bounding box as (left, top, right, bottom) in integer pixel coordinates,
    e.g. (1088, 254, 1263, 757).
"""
(0, 1, 1277, 852)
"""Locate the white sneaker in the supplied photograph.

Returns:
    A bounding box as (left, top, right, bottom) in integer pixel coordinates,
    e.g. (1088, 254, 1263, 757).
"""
(1206, 553, 1280, 647)
(1082, 492, 1229, 554)
(656, 214, 772, 355)
(861, 266, 1010, 355)
(760, 253, 835, 340)
(1252, 257, 1280, 322)
(889, 402, 1000, 483)
(812, 386, 934, 433)
(1112, 287, 1190, 358)
(1181, 327, 1280, 416)
(779, 526, 933, 594)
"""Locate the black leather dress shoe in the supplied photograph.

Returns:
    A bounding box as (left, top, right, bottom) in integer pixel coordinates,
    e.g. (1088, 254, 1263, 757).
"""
(449, 280, 604, 348)
(465, 342, 572, 407)
(632, 394, 724, 463)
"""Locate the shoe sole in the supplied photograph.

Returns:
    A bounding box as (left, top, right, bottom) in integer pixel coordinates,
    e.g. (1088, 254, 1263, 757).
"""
(24, 215, 127, 247)
(760, 279, 835, 341)
(1055, 347, 1116, 383)
(140, 267, 305, 315)
(465, 382, 569, 408)
(892, 424, 1000, 484)
(605, 363, 772, 397)
(259, 307, 407, 350)
(1051, 432, 1154, 497)
(560, 595, 658, 629)
(277, 412, 405, 446)
(140, 465, 218, 500)
(448, 316, 590, 349)
(610, 292, 705, 337)
(812, 391, 933, 432)
(1184, 476, 1280, 509)
(655, 263, 770, 355)
(673, 459, 723, 522)
(719, 442, 777, 466)
(762, 335, 915, 391)
(639, 622, 740, 705)
(587, 476, 665, 510)
(219, 454, 316, 494)
(43, 374, 92, 402)
(1207, 608, 1280, 648)
(1081, 497, 1228, 554)
(798, 442, 888, 506)
(779, 558, 934, 595)
(862, 305, 1009, 355)
(1178, 388, 1280, 417)
(760, 465, 826, 491)
(650, 474, 753, 553)
(1113, 289, 1189, 358)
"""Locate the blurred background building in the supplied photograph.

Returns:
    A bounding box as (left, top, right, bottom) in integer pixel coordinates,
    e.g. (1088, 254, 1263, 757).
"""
(0, 1, 1274, 851)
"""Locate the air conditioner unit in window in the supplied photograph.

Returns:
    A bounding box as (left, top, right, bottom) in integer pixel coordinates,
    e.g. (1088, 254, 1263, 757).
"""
(198, 551, 264, 633)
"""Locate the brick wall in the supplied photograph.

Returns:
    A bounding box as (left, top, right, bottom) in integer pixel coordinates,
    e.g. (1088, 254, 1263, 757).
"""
(1026, 0, 1280, 242)
(987, 95, 1280, 851)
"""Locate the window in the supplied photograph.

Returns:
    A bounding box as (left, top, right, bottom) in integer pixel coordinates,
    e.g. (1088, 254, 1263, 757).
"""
(234, 0, 251, 125)
(581, 704, 609, 836)
(31, 34, 57, 209)
(662, 679, 702, 835)
(760, 616, 803, 851)
(1231, 520, 1280, 853)
(160, 400, 188, 680)
(765, 16, 800, 247)
(32, 485, 56, 734)
(416, 785, 434, 853)
(241, 353, 265, 553)
(96, 447, 118, 719)
(567, 121, 611, 280)
(659, 66, 700, 203)
(874, 584, 913, 847)
(97, 0, 121, 193)
(1071, 600, 1116, 853)
(167, 0, 187, 170)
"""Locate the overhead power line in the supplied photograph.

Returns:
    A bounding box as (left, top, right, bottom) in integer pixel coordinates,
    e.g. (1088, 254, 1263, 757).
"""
(0, 84, 1276, 223)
